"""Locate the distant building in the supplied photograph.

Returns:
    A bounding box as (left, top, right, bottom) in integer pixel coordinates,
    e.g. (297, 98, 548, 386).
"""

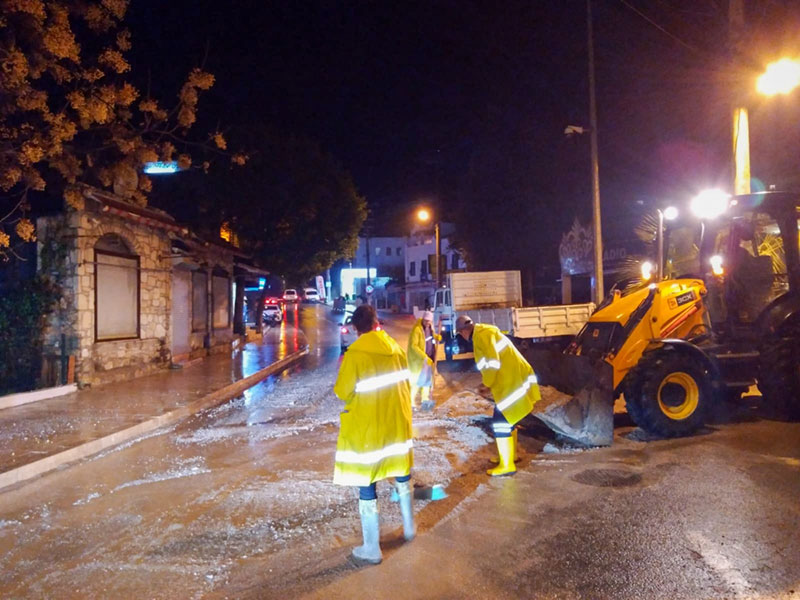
(340, 236, 406, 308)
(404, 223, 465, 311)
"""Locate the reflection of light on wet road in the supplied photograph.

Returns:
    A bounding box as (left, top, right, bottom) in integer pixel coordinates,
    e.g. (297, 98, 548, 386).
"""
(292, 309, 299, 351)
(279, 318, 287, 359)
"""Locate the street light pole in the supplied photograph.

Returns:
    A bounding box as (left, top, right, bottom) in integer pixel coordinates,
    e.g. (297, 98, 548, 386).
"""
(656, 209, 665, 282)
(587, 0, 604, 303)
(435, 222, 440, 290)
(363, 214, 373, 306)
(729, 0, 751, 195)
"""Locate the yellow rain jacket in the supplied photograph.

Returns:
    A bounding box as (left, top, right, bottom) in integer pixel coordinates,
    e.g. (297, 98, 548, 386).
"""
(473, 323, 540, 425)
(407, 319, 441, 381)
(333, 329, 414, 487)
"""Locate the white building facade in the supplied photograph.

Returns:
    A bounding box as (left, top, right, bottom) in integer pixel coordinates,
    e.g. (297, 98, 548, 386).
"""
(404, 223, 466, 312)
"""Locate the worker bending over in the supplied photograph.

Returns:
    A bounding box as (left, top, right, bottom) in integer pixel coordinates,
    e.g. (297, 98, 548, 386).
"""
(333, 305, 415, 565)
(455, 315, 541, 476)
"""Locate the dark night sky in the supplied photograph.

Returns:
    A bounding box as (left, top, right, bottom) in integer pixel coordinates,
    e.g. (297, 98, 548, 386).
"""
(127, 1, 800, 240)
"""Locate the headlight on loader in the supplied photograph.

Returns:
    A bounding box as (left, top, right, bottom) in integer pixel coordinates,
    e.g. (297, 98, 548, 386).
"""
(710, 254, 724, 276)
(641, 261, 654, 281)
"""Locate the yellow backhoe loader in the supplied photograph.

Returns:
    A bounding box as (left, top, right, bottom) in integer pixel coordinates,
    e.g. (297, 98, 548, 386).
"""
(526, 191, 800, 446)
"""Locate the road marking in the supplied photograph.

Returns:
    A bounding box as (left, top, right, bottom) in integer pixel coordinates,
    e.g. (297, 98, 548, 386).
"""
(686, 530, 751, 599)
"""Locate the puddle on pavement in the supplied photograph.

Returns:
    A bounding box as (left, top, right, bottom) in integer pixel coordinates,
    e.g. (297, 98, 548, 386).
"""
(571, 468, 643, 488)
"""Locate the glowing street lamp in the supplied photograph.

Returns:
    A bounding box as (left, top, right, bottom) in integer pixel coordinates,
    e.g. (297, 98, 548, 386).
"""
(143, 161, 180, 174)
(662, 206, 679, 221)
(756, 58, 800, 96)
(734, 58, 800, 195)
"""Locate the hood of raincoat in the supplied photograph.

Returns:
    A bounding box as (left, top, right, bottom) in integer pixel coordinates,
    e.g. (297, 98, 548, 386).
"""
(349, 329, 403, 356)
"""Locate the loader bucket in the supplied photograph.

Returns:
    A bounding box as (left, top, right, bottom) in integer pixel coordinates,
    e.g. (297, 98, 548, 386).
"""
(522, 347, 615, 447)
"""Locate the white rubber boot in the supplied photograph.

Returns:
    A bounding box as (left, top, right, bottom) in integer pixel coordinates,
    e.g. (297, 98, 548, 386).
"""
(395, 480, 416, 541)
(352, 499, 382, 565)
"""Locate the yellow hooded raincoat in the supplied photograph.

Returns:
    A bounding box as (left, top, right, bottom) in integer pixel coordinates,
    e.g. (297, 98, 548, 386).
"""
(473, 323, 540, 425)
(333, 329, 414, 487)
(407, 319, 441, 383)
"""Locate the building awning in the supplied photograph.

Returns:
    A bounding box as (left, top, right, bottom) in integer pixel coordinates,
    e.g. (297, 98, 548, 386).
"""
(234, 262, 270, 278)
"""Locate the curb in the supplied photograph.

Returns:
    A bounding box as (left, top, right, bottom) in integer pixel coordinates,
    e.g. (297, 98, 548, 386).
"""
(0, 384, 78, 411)
(0, 347, 309, 492)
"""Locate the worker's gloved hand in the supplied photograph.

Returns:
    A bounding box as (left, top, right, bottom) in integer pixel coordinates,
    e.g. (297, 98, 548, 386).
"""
(477, 384, 492, 399)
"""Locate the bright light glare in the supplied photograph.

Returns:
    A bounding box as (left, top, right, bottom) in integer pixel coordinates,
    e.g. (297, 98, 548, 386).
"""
(641, 261, 654, 281)
(691, 189, 730, 219)
(143, 161, 179, 174)
(757, 58, 800, 96)
(710, 255, 724, 276)
(662, 206, 679, 221)
(416, 208, 431, 222)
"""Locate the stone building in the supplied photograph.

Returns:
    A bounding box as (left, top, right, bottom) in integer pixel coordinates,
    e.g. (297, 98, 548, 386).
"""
(37, 187, 243, 387)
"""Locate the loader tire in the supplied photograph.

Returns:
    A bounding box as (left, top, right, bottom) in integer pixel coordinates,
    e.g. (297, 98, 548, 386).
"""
(625, 351, 710, 438)
(758, 320, 800, 420)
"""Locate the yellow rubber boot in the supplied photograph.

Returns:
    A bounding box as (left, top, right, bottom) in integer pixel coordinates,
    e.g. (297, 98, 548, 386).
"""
(490, 429, 520, 464)
(420, 386, 431, 405)
(487, 436, 516, 477)
(410, 384, 420, 409)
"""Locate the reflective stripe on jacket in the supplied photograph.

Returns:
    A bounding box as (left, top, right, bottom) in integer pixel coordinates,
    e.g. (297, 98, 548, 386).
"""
(472, 323, 540, 425)
(333, 329, 413, 487)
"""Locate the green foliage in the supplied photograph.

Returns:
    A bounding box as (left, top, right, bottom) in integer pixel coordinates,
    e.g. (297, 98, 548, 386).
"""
(0, 277, 59, 395)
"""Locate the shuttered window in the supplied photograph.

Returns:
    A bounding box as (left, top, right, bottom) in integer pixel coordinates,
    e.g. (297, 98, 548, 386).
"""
(192, 271, 208, 332)
(95, 250, 139, 341)
(212, 275, 230, 328)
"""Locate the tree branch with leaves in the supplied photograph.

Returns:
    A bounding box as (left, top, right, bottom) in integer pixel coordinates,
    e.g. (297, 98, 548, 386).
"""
(0, 0, 245, 260)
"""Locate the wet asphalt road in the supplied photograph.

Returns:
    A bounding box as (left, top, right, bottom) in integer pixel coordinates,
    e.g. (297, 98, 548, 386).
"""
(1, 303, 799, 599)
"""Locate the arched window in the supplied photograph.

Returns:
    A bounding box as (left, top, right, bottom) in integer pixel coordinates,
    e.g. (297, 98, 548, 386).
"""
(94, 234, 139, 341)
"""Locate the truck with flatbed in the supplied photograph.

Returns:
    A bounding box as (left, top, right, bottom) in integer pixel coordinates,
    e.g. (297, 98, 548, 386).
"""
(432, 270, 596, 359)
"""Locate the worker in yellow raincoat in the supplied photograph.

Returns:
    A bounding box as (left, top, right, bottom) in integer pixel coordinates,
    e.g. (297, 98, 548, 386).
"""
(455, 315, 540, 476)
(407, 310, 441, 409)
(333, 304, 415, 565)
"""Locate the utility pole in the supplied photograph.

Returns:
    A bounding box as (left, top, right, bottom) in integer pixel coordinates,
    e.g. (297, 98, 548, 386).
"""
(587, 0, 604, 303)
(363, 213, 373, 306)
(435, 222, 441, 291)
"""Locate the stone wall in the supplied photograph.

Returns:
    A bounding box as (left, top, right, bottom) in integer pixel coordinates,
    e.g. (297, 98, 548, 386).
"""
(38, 207, 173, 386)
(37, 190, 241, 388)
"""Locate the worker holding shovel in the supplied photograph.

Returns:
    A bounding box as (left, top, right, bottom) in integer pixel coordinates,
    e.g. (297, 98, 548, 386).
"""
(407, 310, 441, 410)
(455, 315, 541, 476)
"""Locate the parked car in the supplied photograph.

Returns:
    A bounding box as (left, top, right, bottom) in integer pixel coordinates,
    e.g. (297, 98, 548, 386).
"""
(339, 312, 384, 352)
(282, 289, 298, 303)
(303, 288, 320, 303)
(264, 296, 281, 306)
(339, 312, 357, 352)
(263, 304, 283, 323)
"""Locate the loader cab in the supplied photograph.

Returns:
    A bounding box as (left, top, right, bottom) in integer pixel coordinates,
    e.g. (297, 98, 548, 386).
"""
(659, 192, 800, 335)
(695, 194, 799, 335)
